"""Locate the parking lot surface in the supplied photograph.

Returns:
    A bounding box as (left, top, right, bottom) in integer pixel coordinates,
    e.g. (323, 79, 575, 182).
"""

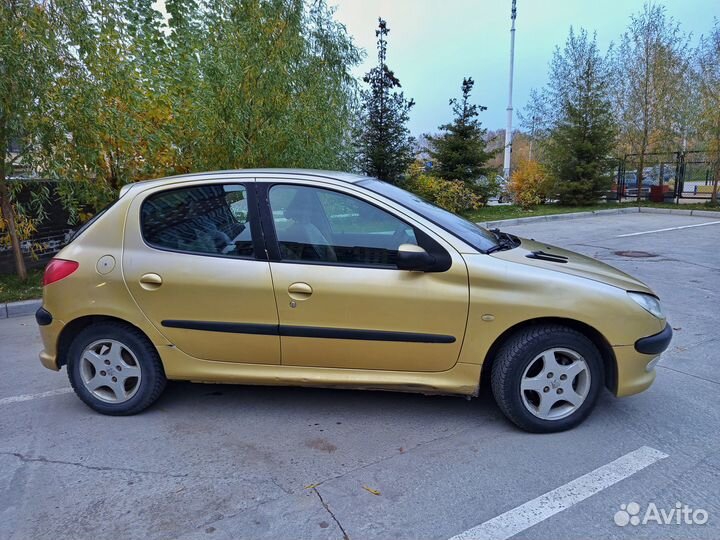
(1, 212, 719, 540)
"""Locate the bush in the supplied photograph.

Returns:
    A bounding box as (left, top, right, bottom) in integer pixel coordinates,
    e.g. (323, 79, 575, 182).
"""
(509, 159, 553, 208)
(404, 165, 483, 214)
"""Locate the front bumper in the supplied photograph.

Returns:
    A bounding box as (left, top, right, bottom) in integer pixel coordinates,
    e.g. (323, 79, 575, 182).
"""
(613, 346, 657, 396)
(614, 323, 672, 397)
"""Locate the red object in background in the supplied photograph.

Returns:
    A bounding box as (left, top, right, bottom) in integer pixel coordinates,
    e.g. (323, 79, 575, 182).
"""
(650, 185, 665, 203)
(43, 258, 79, 286)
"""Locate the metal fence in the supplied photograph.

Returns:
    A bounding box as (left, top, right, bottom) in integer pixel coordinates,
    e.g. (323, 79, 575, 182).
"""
(0, 180, 77, 274)
(615, 151, 716, 202)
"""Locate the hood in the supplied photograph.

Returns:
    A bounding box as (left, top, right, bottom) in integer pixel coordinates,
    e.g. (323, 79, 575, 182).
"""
(490, 238, 654, 294)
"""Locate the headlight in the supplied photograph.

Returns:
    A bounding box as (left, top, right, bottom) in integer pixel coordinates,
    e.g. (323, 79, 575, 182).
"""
(628, 292, 664, 319)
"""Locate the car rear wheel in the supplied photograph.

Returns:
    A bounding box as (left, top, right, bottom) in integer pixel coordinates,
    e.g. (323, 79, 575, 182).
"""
(491, 324, 604, 433)
(67, 322, 166, 415)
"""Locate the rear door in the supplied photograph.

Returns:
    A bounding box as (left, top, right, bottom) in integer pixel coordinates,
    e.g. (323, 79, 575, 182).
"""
(260, 180, 469, 372)
(122, 180, 281, 364)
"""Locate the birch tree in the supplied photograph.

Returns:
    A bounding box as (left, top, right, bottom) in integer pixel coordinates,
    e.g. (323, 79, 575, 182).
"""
(612, 3, 688, 200)
(696, 20, 720, 205)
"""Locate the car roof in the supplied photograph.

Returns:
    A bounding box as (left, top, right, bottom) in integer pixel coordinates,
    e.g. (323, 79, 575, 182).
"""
(119, 169, 371, 197)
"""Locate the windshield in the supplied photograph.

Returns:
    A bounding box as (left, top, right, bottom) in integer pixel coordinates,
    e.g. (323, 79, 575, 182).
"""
(358, 179, 500, 252)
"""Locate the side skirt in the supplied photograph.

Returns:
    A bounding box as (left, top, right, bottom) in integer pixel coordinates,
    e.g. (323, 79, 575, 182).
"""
(157, 345, 482, 397)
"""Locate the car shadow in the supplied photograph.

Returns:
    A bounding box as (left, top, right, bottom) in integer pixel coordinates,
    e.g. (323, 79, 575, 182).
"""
(154, 379, 508, 429)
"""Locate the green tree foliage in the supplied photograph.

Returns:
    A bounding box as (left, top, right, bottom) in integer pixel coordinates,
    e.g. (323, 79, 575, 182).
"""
(1, 0, 84, 279)
(541, 28, 616, 205)
(611, 3, 688, 199)
(427, 77, 494, 183)
(1, 0, 361, 279)
(162, 0, 205, 174)
(696, 20, 720, 205)
(59, 2, 161, 190)
(357, 18, 415, 184)
(192, 0, 360, 171)
(55, 0, 360, 187)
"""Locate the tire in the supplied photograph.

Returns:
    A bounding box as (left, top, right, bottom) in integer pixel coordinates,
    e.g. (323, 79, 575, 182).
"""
(491, 324, 604, 433)
(67, 321, 166, 415)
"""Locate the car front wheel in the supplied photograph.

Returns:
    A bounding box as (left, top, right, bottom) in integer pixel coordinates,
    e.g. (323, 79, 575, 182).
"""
(491, 324, 604, 433)
(67, 322, 166, 415)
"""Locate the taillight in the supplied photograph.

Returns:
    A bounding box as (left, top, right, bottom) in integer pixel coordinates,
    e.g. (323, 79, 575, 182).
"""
(43, 259, 79, 286)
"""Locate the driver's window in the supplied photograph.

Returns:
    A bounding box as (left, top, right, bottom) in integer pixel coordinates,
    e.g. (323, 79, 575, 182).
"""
(269, 185, 418, 267)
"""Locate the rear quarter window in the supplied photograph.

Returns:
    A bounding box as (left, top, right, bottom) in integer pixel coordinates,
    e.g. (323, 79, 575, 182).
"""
(140, 184, 255, 258)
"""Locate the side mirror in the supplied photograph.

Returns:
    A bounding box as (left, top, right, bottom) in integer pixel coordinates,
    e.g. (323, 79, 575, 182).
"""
(396, 243, 434, 271)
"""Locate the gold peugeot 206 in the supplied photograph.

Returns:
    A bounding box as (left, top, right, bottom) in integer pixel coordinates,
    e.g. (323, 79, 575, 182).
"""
(36, 170, 672, 432)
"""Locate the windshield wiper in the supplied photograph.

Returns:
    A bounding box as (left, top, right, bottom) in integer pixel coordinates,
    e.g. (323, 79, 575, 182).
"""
(486, 228, 519, 253)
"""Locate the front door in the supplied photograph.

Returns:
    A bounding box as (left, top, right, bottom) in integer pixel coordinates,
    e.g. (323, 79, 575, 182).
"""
(122, 181, 280, 364)
(262, 182, 469, 372)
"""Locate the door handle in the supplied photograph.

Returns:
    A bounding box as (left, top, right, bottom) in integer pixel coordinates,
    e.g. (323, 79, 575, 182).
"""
(288, 282, 313, 300)
(139, 273, 163, 290)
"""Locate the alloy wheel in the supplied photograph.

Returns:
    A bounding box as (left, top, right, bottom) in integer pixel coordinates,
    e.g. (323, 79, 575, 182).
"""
(520, 347, 591, 420)
(79, 339, 142, 403)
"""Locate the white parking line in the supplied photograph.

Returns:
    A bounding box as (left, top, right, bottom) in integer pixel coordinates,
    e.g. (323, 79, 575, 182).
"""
(0, 387, 73, 406)
(448, 446, 668, 540)
(617, 220, 720, 237)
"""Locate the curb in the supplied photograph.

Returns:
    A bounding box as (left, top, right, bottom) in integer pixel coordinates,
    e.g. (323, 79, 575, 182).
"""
(478, 207, 639, 228)
(0, 299, 41, 320)
(477, 206, 719, 228)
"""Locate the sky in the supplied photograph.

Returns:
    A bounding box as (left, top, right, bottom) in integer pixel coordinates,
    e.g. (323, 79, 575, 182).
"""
(331, 0, 719, 135)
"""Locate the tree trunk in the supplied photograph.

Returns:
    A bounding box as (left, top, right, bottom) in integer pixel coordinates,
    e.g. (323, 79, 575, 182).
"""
(0, 177, 28, 281)
(711, 163, 719, 206)
(0, 115, 28, 281)
(636, 151, 645, 203)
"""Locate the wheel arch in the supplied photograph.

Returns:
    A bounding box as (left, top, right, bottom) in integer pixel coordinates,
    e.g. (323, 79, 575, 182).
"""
(480, 317, 617, 393)
(56, 315, 155, 368)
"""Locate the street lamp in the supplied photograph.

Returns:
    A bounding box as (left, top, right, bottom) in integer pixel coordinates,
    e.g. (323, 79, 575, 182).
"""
(503, 0, 517, 179)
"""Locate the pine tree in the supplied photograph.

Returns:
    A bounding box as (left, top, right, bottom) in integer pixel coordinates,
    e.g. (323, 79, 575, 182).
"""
(545, 28, 616, 205)
(357, 18, 415, 184)
(427, 77, 494, 187)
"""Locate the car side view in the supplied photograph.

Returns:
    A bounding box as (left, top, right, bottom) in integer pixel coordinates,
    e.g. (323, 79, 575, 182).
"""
(36, 169, 672, 432)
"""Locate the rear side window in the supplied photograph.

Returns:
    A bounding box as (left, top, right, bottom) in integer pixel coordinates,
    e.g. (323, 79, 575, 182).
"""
(141, 184, 254, 258)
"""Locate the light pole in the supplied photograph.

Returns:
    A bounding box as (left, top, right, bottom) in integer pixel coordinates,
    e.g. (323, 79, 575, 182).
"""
(528, 115, 537, 161)
(503, 0, 517, 180)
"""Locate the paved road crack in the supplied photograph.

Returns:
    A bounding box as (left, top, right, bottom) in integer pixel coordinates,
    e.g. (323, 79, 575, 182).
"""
(312, 487, 350, 540)
(308, 421, 514, 490)
(657, 365, 720, 386)
(1, 451, 192, 479)
(270, 476, 293, 495)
